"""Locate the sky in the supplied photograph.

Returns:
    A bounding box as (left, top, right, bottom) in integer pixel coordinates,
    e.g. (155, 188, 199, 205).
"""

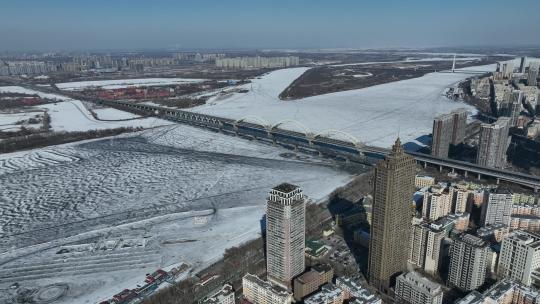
(1, 0, 539, 51)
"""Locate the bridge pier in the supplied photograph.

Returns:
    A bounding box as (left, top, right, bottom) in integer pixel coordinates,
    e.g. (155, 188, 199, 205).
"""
(423, 162, 427, 169)
(439, 165, 443, 172)
(477, 173, 482, 181)
(452, 168, 455, 174)
(496, 178, 500, 185)
(318, 151, 323, 157)
(464, 171, 468, 178)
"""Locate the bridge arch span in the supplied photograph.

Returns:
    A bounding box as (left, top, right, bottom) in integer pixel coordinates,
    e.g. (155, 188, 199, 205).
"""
(271, 119, 312, 136)
(234, 115, 272, 130)
(314, 129, 365, 148)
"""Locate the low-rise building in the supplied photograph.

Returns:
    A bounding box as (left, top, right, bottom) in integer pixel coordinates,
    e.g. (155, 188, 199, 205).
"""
(202, 284, 235, 304)
(335, 277, 381, 304)
(242, 273, 292, 304)
(477, 224, 510, 243)
(415, 175, 436, 188)
(293, 264, 334, 300)
(303, 283, 344, 304)
(395, 272, 443, 304)
(455, 278, 540, 303)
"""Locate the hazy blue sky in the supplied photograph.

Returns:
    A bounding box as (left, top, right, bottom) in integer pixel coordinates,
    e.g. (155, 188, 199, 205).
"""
(1, 0, 539, 51)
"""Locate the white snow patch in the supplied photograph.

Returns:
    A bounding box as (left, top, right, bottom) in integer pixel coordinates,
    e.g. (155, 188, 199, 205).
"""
(56, 78, 207, 91)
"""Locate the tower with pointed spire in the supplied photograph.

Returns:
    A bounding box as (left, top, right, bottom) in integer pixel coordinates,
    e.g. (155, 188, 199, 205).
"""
(368, 137, 416, 294)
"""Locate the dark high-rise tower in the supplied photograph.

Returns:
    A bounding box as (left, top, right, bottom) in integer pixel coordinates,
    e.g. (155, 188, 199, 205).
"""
(368, 138, 416, 293)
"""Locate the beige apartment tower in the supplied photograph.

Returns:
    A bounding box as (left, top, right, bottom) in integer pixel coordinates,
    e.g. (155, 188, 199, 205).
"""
(368, 138, 416, 293)
(266, 183, 306, 289)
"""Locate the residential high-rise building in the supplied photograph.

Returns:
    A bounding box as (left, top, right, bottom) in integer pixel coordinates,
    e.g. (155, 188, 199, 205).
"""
(448, 234, 489, 291)
(368, 138, 416, 293)
(266, 183, 306, 288)
(450, 108, 468, 145)
(528, 62, 539, 87)
(502, 61, 514, 79)
(242, 273, 293, 304)
(480, 188, 513, 227)
(431, 113, 453, 158)
(519, 57, 527, 73)
(498, 230, 540, 286)
(506, 91, 523, 127)
(476, 117, 511, 169)
(395, 272, 444, 304)
(431, 109, 467, 157)
(422, 186, 453, 221)
(408, 223, 445, 276)
(431, 108, 467, 157)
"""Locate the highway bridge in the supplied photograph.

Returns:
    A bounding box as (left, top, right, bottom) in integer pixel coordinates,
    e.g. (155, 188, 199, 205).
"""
(102, 99, 540, 191)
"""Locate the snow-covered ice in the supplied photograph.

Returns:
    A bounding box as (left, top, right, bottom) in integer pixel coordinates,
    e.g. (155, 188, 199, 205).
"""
(56, 78, 207, 91)
(0, 125, 356, 304)
(190, 64, 499, 148)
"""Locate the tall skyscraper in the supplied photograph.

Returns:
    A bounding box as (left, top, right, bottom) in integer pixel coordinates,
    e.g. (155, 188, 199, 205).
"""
(395, 272, 444, 304)
(266, 183, 306, 289)
(498, 230, 540, 286)
(431, 109, 467, 157)
(476, 117, 511, 169)
(448, 234, 489, 291)
(368, 138, 416, 293)
(507, 91, 523, 127)
(480, 188, 513, 227)
(528, 62, 539, 87)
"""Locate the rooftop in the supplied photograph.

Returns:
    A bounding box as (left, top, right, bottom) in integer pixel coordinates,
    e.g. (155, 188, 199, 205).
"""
(273, 183, 299, 193)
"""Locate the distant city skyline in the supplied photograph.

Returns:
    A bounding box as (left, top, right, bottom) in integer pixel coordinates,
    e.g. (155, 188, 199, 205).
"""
(1, 0, 540, 51)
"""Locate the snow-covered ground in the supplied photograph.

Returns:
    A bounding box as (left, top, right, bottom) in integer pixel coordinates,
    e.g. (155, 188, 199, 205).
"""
(56, 78, 207, 91)
(190, 64, 502, 148)
(0, 86, 172, 132)
(0, 125, 356, 304)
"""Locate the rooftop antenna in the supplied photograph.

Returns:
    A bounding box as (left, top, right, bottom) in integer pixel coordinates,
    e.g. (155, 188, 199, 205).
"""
(452, 54, 456, 73)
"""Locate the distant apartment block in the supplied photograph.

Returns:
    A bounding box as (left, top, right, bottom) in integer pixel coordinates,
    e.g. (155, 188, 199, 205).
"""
(266, 183, 306, 288)
(502, 61, 514, 79)
(480, 188, 513, 227)
(498, 230, 540, 286)
(242, 273, 293, 304)
(216, 56, 299, 69)
(395, 271, 444, 304)
(293, 264, 333, 301)
(448, 234, 489, 291)
(476, 117, 511, 169)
